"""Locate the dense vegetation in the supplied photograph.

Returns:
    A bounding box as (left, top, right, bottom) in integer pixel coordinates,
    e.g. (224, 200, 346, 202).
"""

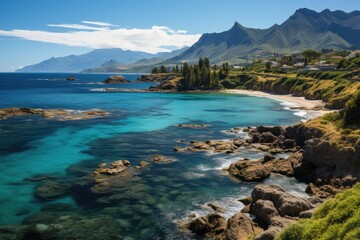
(276, 183, 360, 240)
(152, 58, 229, 90)
(343, 91, 360, 128)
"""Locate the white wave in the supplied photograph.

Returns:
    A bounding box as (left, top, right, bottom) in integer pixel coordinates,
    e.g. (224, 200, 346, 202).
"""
(263, 173, 308, 198)
(221, 128, 249, 139)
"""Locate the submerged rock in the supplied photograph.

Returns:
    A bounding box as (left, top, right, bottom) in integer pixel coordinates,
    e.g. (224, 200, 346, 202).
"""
(0, 107, 108, 121)
(176, 123, 210, 128)
(151, 154, 175, 163)
(35, 180, 70, 200)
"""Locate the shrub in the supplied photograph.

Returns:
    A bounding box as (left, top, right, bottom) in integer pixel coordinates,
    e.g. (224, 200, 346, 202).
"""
(343, 91, 360, 127)
(276, 183, 360, 240)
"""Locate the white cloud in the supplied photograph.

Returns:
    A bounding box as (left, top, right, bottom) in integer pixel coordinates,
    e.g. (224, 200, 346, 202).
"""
(0, 22, 201, 53)
(47, 23, 107, 31)
(81, 21, 117, 27)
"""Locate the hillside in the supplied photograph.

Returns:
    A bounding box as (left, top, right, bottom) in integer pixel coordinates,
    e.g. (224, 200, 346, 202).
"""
(170, 8, 360, 64)
(276, 183, 360, 240)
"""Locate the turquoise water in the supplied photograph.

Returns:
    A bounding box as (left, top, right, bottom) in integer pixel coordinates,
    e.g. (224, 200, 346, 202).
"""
(0, 73, 307, 238)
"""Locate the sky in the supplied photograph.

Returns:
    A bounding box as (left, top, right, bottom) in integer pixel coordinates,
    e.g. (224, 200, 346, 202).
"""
(0, 0, 359, 72)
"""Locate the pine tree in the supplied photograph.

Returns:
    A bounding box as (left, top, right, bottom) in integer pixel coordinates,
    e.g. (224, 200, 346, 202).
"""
(204, 57, 210, 69)
(199, 57, 204, 70)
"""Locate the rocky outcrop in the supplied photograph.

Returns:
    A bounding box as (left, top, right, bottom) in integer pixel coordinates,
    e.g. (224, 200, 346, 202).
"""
(184, 212, 261, 240)
(249, 184, 316, 240)
(151, 154, 175, 163)
(90, 160, 134, 194)
(229, 160, 270, 182)
(251, 185, 314, 218)
(176, 123, 210, 128)
(0, 108, 108, 121)
(66, 76, 76, 81)
(136, 74, 180, 82)
(103, 75, 130, 84)
(93, 160, 130, 175)
(148, 81, 178, 91)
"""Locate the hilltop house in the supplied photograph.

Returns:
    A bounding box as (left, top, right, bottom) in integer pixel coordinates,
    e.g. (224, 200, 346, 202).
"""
(314, 61, 336, 71)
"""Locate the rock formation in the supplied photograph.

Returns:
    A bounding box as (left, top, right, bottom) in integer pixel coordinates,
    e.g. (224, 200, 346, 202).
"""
(103, 75, 130, 84)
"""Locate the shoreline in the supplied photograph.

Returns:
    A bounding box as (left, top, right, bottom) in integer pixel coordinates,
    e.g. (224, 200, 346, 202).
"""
(222, 89, 335, 120)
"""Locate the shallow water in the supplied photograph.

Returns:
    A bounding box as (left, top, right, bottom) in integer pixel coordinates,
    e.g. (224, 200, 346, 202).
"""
(0, 73, 308, 238)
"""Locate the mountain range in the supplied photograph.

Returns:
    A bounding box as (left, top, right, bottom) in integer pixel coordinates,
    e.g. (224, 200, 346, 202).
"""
(16, 8, 360, 72)
(16, 48, 188, 73)
(170, 8, 360, 63)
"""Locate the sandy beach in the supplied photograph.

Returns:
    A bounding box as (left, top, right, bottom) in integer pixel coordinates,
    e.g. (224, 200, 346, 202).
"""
(223, 89, 335, 119)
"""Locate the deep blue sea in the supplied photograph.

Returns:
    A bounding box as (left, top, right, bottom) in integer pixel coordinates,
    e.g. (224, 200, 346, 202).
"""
(0, 73, 308, 239)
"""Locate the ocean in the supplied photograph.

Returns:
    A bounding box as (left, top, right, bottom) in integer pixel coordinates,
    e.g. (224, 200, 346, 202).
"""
(0, 73, 308, 238)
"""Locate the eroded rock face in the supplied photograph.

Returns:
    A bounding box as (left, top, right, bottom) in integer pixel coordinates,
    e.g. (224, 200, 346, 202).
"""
(103, 75, 130, 84)
(229, 160, 271, 182)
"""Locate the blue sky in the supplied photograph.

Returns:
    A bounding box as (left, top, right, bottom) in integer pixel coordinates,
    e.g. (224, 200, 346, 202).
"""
(0, 0, 359, 71)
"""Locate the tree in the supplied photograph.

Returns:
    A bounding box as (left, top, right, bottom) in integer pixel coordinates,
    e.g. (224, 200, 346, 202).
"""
(302, 49, 322, 62)
(204, 57, 210, 69)
(265, 61, 271, 70)
(151, 67, 159, 74)
(198, 57, 204, 70)
(160, 65, 167, 73)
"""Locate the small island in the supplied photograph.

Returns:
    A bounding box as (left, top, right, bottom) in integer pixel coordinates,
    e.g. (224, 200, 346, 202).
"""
(66, 76, 76, 81)
(103, 75, 130, 84)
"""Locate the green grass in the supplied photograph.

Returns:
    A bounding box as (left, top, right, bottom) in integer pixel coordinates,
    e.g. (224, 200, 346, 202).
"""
(276, 183, 360, 240)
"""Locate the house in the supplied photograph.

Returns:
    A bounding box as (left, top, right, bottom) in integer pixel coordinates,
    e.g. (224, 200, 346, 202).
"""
(270, 61, 279, 68)
(314, 63, 336, 71)
(293, 55, 306, 64)
(301, 65, 320, 72)
(293, 62, 305, 68)
(281, 65, 294, 72)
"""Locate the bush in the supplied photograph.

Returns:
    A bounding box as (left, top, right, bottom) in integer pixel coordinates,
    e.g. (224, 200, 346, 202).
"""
(343, 91, 360, 127)
(276, 183, 360, 240)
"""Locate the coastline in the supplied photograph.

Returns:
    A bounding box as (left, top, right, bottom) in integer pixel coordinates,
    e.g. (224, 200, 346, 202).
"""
(222, 89, 334, 120)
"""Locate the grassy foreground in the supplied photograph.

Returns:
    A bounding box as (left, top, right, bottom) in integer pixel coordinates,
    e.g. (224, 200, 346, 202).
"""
(276, 183, 360, 240)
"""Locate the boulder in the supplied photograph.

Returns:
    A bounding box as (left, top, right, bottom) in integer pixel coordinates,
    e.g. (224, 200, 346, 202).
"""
(251, 200, 279, 224)
(238, 196, 252, 205)
(299, 208, 316, 218)
(263, 159, 294, 177)
(151, 154, 174, 163)
(281, 139, 297, 149)
(263, 153, 276, 163)
(256, 126, 286, 136)
(229, 160, 270, 182)
(188, 217, 212, 235)
(94, 160, 130, 175)
(103, 75, 130, 84)
(251, 184, 314, 217)
(224, 213, 257, 240)
(259, 132, 277, 143)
